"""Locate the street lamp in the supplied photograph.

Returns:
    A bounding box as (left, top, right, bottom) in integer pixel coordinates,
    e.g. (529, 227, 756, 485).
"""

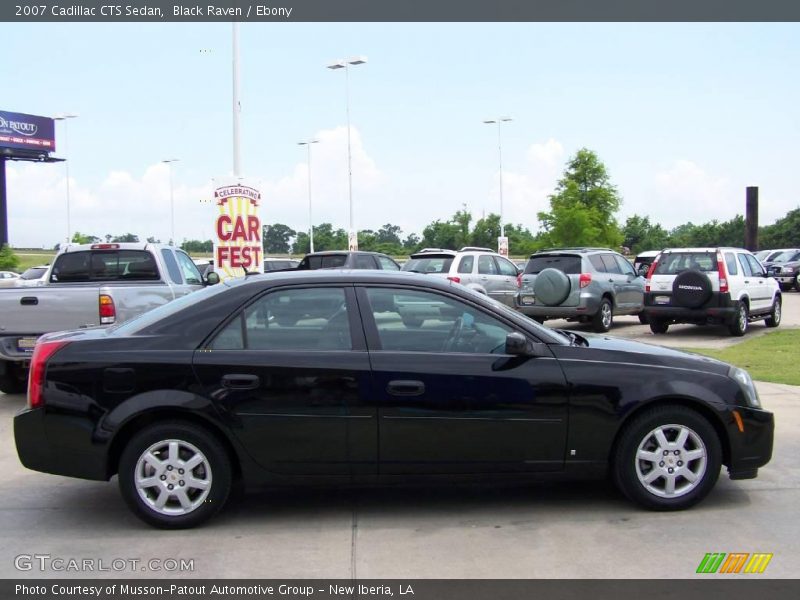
(483, 116, 512, 249)
(327, 56, 367, 250)
(162, 158, 180, 245)
(297, 139, 320, 253)
(53, 113, 78, 243)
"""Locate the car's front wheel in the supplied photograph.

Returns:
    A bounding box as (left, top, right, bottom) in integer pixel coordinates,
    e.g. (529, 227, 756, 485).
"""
(592, 299, 613, 332)
(118, 421, 232, 529)
(613, 406, 721, 510)
(649, 319, 669, 334)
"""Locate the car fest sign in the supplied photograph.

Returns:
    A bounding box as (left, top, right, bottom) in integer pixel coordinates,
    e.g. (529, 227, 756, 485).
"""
(213, 183, 263, 280)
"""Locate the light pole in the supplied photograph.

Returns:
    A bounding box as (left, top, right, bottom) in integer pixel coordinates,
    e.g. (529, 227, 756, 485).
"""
(297, 139, 320, 253)
(327, 56, 367, 250)
(54, 113, 78, 243)
(232, 23, 242, 177)
(483, 116, 512, 250)
(162, 159, 179, 245)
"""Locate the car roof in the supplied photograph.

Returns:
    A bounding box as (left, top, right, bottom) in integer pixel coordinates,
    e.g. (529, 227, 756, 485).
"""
(532, 247, 615, 256)
(659, 247, 746, 253)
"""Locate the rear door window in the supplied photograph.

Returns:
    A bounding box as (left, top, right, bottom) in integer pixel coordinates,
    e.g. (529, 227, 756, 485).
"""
(589, 255, 607, 272)
(477, 255, 498, 275)
(525, 255, 582, 275)
(600, 254, 623, 274)
(457, 256, 474, 274)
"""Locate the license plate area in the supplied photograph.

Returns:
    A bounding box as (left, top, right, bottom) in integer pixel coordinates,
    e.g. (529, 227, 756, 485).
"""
(16, 337, 39, 353)
(520, 295, 536, 306)
(654, 295, 671, 305)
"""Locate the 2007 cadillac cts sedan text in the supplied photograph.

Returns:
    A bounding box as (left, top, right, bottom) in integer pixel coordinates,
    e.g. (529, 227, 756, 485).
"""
(14, 271, 774, 528)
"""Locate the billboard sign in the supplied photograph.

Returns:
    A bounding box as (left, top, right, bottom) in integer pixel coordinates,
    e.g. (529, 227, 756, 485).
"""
(498, 236, 509, 257)
(213, 183, 263, 280)
(0, 110, 56, 154)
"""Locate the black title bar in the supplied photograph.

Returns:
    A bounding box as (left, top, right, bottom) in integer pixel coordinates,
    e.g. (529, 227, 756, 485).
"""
(4, 0, 800, 22)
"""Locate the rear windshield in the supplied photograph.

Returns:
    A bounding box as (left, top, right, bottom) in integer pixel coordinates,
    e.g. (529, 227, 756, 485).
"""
(299, 255, 348, 270)
(20, 267, 47, 280)
(654, 252, 717, 275)
(264, 260, 297, 271)
(402, 256, 454, 274)
(524, 255, 582, 275)
(49, 250, 161, 283)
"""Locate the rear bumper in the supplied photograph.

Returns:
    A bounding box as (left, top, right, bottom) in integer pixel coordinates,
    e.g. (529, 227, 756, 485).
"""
(643, 291, 737, 323)
(726, 405, 774, 479)
(14, 407, 108, 481)
(515, 293, 602, 319)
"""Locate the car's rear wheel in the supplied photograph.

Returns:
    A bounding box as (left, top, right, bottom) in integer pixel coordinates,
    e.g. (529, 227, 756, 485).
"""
(118, 421, 232, 529)
(592, 299, 613, 333)
(0, 361, 27, 395)
(649, 319, 669, 334)
(613, 405, 721, 510)
(765, 297, 781, 328)
(728, 301, 748, 337)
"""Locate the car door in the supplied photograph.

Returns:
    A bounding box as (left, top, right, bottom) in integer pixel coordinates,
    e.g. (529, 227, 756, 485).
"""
(612, 254, 644, 311)
(356, 285, 569, 475)
(743, 253, 772, 311)
(192, 285, 373, 477)
(476, 254, 502, 300)
(492, 255, 521, 307)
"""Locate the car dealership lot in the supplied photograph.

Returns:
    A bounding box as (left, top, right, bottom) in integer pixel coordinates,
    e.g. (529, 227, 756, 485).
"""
(0, 292, 797, 579)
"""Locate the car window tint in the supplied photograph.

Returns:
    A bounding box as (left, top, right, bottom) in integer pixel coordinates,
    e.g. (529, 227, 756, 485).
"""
(745, 254, 765, 276)
(601, 254, 623, 274)
(51, 250, 160, 282)
(477, 255, 498, 275)
(724, 253, 739, 276)
(457, 255, 474, 274)
(654, 253, 717, 274)
(614, 254, 636, 276)
(211, 314, 245, 350)
(161, 249, 183, 284)
(495, 256, 518, 276)
(377, 256, 400, 270)
(589, 255, 606, 272)
(225, 287, 352, 351)
(402, 256, 454, 273)
(354, 254, 377, 269)
(365, 288, 513, 354)
(176, 251, 202, 284)
(737, 254, 752, 277)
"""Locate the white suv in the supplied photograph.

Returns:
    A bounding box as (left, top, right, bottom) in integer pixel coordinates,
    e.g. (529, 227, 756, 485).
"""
(643, 247, 781, 336)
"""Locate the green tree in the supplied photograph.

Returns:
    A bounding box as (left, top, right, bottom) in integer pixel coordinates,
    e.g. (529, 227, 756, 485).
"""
(0, 245, 20, 271)
(146, 236, 161, 244)
(376, 223, 403, 247)
(403, 233, 421, 253)
(262, 223, 296, 254)
(181, 239, 213, 253)
(292, 223, 347, 254)
(760, 208, 800, 248)
(538, 148, 623, 249)
(71, 232, 101, 244)
(112, 233, 140, 243)
(623, 215, 669, 254)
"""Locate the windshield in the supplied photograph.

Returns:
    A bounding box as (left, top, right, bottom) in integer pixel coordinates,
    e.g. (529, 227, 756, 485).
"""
(20, 267, 47, 280)
(402, 256, 454, 273)
(772, 250, 800, 263)
(299, 254, 348, 269)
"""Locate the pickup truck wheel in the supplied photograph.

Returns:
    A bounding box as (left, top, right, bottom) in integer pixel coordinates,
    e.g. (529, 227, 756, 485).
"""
(592, 299, 613, 332)
(779, 283, 792, 292)
(728, 302, 748, 337)
(649, 319, 669, 334)
(0, 362, 27, 395)
(638, 313, 648, 325)
(765, 297, 781, 328)
(795, 275, 800, 292)
(118, 421, 232, 529)
(613, 405, 721, 510)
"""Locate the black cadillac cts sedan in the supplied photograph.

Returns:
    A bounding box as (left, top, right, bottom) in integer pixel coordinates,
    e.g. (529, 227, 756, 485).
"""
(15, 271, 773, 528)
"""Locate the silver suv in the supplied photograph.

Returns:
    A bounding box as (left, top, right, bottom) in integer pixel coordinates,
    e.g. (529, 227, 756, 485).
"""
(515, 247, 645, 332)
(401, 247, 520, 307)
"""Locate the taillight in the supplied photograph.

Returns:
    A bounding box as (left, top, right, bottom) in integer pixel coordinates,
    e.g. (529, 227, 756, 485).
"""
(28, 340, 69, 409)
(645, 259, 659, 293)
(91, 243, 120, 250)
(447, 276, 461, 284)
(516, 273, 523, 288)
(579, 273, 592, 288)
(99, 294, 116, 324)
(717, 252, 729, 293)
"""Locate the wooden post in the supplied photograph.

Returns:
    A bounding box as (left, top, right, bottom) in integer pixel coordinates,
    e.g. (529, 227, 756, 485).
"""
(745, 186, 758, 251)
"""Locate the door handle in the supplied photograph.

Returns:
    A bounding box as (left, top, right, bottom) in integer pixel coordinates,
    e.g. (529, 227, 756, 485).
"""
(221, 374, 260, 390)
(387, 380, 425, 397)
(20, 297, 38, 306)
(744, 280, 750, 284)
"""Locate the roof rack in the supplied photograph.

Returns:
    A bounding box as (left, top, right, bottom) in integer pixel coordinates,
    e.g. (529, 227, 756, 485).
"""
(539, 247, 615, 253)
(459, 246, 495, 253)
(415, 248, 456, 254)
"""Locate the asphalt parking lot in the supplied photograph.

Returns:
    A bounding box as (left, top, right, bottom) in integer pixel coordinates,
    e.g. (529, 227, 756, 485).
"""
(0, 293, 797, 579)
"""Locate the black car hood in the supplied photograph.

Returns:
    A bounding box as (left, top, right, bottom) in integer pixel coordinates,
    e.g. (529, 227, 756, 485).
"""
(552, 330, 731, 376)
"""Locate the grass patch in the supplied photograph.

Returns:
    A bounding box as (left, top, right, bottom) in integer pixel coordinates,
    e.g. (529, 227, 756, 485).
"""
(13, 252, 56, 271)
(682, 329, 800, 385)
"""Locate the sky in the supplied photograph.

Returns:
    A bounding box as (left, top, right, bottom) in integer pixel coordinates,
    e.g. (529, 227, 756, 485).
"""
(2, 22, 799, 248)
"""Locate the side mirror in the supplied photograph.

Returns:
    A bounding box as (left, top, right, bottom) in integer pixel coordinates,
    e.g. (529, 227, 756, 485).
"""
(505, 332, 528, 355)
(204, 272, 220, 286)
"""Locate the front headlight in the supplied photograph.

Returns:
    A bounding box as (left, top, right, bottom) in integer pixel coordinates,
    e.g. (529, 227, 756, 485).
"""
(729, 366, 761, 408)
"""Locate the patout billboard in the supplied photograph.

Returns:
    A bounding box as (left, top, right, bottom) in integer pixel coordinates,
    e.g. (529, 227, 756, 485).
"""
(0, 110, 56, 155)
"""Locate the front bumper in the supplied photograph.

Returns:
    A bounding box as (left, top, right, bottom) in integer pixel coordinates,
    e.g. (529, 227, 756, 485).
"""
(14, 407, 108, 481)
(726, 405, 774, 479)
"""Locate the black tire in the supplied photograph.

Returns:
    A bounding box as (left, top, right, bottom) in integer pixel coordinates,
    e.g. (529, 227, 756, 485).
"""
(533, 268, 571, 306)
(765, 297, 781, 328)
(0, 362, 27, 395)
(672, 270, 713, 308)
(613, 405, 721, 510)
(638, 313, 648, 325)
(795, 276, 800, 293)
(779, 283, 792, 293)
(649, 319, 669, 334)
(728, 301, 748, 337)
(592, 299, 613, 333)
(118, 421, 232, 529)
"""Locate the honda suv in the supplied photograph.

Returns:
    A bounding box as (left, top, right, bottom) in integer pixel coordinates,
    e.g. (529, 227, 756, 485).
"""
(402, 247, 520, 307)
(643, 247, 782, 336)
(515, 248, 645, 332)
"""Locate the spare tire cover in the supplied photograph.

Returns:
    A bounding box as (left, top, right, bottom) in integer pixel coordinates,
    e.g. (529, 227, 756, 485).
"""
(533, 268, 572, 306)
(672, 270, 713, 308)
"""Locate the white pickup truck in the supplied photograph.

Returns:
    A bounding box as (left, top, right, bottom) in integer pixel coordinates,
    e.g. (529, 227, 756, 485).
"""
(0, 243, 217, 394)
